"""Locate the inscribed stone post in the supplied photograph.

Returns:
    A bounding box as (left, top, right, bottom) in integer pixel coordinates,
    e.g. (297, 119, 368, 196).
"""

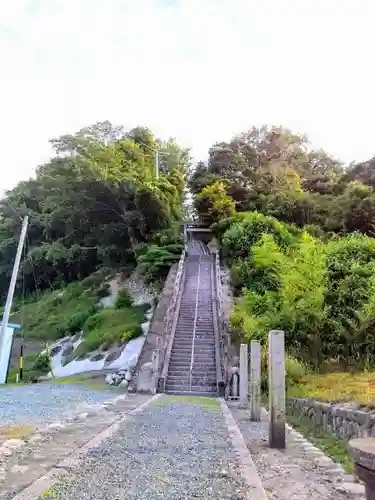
(268, 330, 286, 449)
(239, 343, 248, 408)
(250, 340, 261, 421)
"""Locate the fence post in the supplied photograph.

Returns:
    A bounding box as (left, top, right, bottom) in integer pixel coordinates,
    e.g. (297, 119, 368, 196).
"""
(250, 340, 261, 421)
(268, 330, 286, 449)
(239, 343, 248, 408)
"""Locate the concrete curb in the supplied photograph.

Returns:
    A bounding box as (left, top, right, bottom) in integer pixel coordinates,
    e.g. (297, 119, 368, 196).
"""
(220, 399, 268, 500)
(11, 393, 162, 500)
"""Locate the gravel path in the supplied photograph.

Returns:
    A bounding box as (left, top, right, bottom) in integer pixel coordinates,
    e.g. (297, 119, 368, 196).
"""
(39, 396, 248, 500)
(0, 384, 119, 424)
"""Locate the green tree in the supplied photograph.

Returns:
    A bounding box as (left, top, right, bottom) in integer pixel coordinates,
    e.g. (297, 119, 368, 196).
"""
(0, 122, 186, 301)
(195, 181, 235, 225)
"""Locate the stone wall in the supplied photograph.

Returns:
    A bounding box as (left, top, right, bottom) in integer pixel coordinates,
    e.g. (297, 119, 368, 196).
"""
(129, 263, 178, 393)
(288, 397, 375, 440)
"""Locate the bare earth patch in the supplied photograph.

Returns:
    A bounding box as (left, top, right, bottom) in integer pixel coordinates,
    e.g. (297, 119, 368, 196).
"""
(0, 425, 36, 445)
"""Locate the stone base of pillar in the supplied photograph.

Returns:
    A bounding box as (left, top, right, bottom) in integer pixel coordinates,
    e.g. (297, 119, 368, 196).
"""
(355, 463, 375, 500)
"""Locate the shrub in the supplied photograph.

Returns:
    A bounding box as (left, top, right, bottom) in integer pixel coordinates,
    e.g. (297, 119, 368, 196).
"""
(115, 288, 133, 309)
(323, 235, 375, 365)
(229, 231, 327, 363)
(138, 244, 183, 282)
(152, 227, 183, 246)
(65, 309, 93, 334)
(260, 346, 307, 392)
(195, 181, 236, 225)
(78, 306, 145, 358)
(222, 211, 300, 263)
(96, 283, 111, 299)
(32, 351, 51, 375)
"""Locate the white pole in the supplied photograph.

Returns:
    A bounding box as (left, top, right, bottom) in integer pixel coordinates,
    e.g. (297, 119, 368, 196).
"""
(0, 216, 28, 353)
(155, 150, 159, 179)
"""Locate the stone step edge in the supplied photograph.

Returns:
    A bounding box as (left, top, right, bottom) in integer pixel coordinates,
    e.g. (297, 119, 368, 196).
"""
(260, 407, 365, 497)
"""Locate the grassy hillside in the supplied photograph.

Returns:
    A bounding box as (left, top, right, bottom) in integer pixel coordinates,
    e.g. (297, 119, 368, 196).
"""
(6, 270, 149, 366)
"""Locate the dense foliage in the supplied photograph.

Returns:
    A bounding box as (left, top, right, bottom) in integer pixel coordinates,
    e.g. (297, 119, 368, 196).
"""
(0, 121, 189, 301)
(191, 124, 375, 369)
(190, 125, 375, 236)
(214, 212, 375, 368)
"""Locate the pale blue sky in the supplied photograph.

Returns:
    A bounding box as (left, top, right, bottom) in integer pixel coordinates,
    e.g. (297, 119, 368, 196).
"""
(1, 0, 375, 190)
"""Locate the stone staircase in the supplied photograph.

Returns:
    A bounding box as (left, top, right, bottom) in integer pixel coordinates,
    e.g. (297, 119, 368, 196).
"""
(165, 243, 217, 396)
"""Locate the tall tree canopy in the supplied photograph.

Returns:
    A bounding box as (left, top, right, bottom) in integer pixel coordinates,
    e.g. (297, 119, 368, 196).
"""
(190, 124, 375, 236)
(0, 121, 190, 301)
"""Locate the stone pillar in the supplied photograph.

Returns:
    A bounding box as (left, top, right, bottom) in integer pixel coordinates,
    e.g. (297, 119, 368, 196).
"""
(151, 349, 158, 395)
(268, 330, 286, 449)
(349, 438, 375, 499)
(250, 340, 261, 421)
(239, 343, 248, 408)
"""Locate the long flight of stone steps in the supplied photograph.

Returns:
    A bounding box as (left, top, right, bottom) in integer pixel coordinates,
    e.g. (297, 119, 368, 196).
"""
(165, 240, 217, 396)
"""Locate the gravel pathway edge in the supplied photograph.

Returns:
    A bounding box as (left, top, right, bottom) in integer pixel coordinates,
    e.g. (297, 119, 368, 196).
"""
(220, 398, 268, 499)
(10, 393, 160, 500)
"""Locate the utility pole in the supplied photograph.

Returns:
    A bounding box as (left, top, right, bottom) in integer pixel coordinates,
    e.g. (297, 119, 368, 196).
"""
(0, 216, 28, 352)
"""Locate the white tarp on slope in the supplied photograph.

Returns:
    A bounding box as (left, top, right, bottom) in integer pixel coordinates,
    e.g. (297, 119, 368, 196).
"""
(50, 335, 146, 378)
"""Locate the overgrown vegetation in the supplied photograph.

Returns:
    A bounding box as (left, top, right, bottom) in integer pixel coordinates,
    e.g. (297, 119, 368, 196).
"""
(9, 268, 149, 362)
(190, 125, 375, 236)
(0, 121, 189, 303)
(215, 211, 375, 368)
(0, 121, 188, 363)
(10, 270, 110, 341)
(138, 243, 184, 283)
(260, 347, 308, 392)
(75, 304, 146, 358)
(289, 372, 375, 405)
(191, 124, 375, 375)
(6, 352, 51, 384)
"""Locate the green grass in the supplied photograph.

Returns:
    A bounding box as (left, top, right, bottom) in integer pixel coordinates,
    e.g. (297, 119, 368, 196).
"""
(73, 304, 147, 358)
(288, 371, 375, 405)
(10, 271, 111, 341)
(50, 373, 121, 391)
(155, 395, 221, 410)
(6, 353, 40, 383)
(5, 270, 149, 372)
(263, 392, 354, 473)
(286, 403, 354, 473)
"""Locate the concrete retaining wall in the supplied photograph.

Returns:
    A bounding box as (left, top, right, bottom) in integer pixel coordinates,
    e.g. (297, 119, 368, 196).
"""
(129, 263, 178, 393)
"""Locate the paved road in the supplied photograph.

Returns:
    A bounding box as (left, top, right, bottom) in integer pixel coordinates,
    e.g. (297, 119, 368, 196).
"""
(0, 383, 119, 424)
(39, 396, 248, 500)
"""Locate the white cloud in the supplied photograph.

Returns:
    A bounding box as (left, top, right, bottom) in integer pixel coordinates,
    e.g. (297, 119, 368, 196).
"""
(1, 0, 375, 190)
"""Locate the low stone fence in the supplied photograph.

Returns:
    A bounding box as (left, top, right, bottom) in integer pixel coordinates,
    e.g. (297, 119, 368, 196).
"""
(288, 397, 375, 440)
